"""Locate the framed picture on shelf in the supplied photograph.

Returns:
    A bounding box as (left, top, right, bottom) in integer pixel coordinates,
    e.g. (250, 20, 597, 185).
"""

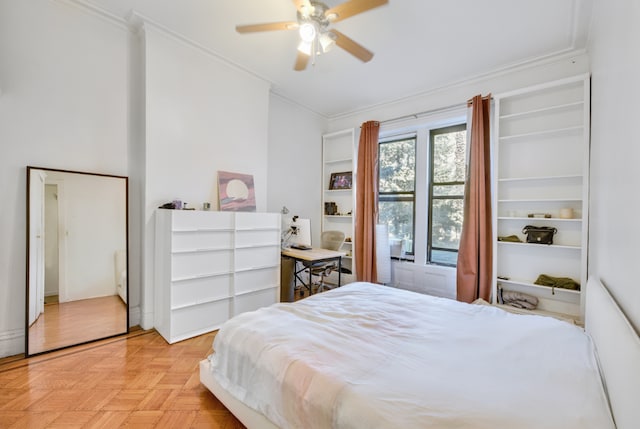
(329, 171, 352, 190)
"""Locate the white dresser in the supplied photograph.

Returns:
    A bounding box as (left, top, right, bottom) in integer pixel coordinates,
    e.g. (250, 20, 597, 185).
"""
(154, 209, 280, 343)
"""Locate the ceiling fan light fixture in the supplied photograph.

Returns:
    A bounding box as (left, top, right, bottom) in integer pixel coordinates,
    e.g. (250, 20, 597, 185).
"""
(319, 32, 335, 53)
(299, 22, 317, 43)
(297, 40, 313, 55)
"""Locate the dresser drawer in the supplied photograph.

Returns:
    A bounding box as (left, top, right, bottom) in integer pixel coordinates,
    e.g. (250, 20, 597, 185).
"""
(235, 288, 278, 315)
(171, 230, 233, 252)
(171, 274, 232, 309)
(171, 250, 232, 280)
(172, 210, 234, 231)
(235, 229, 280, 248)
(235, 212, 279, 229)
(171, 298, 231, 340)
(235, 247, 279, 271)
(235, 267, 279, 295)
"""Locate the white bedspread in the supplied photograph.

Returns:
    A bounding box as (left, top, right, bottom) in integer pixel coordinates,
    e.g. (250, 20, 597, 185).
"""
(207, 282, 614, 429)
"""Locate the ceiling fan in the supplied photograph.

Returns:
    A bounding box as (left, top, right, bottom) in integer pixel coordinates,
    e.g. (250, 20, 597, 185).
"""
(236, 0, 388, 71)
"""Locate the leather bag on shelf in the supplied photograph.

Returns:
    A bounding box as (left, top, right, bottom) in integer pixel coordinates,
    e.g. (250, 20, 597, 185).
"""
(522, 225, 557, 245)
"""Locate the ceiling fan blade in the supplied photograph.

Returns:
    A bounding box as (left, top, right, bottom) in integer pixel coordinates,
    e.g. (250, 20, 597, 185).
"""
(331, 29, 374, 63)
(294, 51, 310, 71)
(292, 0, 313, 15)
(236, 21, 298, 33)
(326, 0, 388, 23)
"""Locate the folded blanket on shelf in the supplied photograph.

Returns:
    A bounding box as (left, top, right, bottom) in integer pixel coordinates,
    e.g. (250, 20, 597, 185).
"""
(499, 289, 539, 310)
(534, 274, 581, 293)
(498, 235, 522, 242)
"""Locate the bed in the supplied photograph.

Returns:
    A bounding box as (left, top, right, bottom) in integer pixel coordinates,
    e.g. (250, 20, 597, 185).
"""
(200, 279, 640, 428)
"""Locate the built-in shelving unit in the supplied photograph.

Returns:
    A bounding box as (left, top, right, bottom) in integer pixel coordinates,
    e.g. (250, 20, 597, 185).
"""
(322, 129, 356, 284)
(492, 74, 590, 323)
(154, 209, 280, 343)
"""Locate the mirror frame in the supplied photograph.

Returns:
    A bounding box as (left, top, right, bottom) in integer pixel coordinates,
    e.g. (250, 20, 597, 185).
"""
(25, 166, 129, 357)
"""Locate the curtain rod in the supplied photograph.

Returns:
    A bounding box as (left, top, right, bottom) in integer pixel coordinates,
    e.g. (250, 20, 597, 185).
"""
(378, 102, 466, 126)
(466, 93, 492, 107)
(377, 94, 492, 126)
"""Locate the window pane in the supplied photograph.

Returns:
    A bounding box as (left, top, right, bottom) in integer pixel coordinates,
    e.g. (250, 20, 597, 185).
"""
(379, 200, 414, 254)
(433, 130, 466, 183)
(433, 184, 464, 196)
(431, 199, 463, 250)
(379, 139, 415, 192)
(431, 249, 458, 266)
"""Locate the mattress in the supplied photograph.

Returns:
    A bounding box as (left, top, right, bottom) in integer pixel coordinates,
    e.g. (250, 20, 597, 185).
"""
(204, 282, 614, 429)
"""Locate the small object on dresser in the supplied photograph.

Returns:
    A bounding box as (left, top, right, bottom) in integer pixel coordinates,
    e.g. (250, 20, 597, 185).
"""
(159, 202, 177, 209)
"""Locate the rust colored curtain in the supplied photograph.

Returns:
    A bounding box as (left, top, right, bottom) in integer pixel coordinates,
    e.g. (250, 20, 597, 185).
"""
(457, 95, 492, 303)
(355, 121, 380, 282)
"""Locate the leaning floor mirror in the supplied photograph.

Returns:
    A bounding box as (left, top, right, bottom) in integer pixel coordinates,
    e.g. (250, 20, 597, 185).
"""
(26, 166, 129, 356)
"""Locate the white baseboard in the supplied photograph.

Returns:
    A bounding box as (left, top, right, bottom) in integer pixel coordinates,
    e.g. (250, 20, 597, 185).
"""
(0, 328, 25, 359)
(140, 309, 154, 330)
(128, 305, 141, 328)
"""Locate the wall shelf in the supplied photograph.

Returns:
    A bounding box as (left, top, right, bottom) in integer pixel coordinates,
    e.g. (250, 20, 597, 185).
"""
(498, 216, 581, 222)
(324, 157, 353, 165)
(497, 241, 581, 250)
(498, 174, 582, 182)
(493, 74, 590, 323)
(499, 101, 584, 120)
(497, 278, 581, 295)
(322, 129, 356, 284)
(499, 125, 583, 142)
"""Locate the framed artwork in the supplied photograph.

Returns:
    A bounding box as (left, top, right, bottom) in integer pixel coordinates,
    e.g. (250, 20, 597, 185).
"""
(217, 171, 256, 212)
(329, 171, 352, 190)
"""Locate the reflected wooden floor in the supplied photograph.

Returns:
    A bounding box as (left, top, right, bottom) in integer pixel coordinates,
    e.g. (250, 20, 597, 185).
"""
(29, 295, 128, 355)
(0, 330, 245, 428)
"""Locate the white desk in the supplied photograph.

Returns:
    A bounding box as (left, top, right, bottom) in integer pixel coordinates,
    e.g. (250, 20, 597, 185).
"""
(281, 247, 346, 296)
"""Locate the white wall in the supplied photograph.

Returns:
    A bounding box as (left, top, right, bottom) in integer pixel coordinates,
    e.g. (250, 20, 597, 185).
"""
(587, 0, 640, 331)
(140, 21, 272, 328)
(0, 0, 129, 357)
(267, 94, 327, 246)
(328, 54, 590, 298)
(0, 1, 274, 357)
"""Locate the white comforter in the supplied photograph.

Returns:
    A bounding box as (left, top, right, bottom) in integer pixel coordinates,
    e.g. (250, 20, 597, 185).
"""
(208, 282, 614, 429)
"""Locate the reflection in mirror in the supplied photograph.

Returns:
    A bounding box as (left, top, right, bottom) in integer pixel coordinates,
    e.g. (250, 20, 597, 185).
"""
(26, 166, 129, 356)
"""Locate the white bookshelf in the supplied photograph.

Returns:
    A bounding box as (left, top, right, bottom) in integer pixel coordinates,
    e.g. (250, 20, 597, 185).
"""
(322, 129, 356, 284)
(492, 74, 590, 323)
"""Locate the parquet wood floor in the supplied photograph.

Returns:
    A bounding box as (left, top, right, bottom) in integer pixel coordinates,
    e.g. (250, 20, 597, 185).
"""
(0, 329, 245, 428)
(29, 295, 128, 355)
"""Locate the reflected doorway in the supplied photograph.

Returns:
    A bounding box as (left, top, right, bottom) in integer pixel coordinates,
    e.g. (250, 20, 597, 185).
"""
(26, 167, 129, 356)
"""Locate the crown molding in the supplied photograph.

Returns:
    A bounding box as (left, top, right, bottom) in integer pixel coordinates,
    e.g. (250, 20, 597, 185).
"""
(329, 48, 588, 122)
(53, 0, 128, 30)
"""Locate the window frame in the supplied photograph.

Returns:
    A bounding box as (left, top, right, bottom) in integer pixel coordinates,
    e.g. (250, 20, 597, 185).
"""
(426, 123, 467, 267)
(376, 111, 468, 266)
(378, 135, 417, 257)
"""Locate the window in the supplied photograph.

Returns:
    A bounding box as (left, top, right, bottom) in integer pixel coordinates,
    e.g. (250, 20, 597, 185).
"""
(377, 121, 467, 266)
(378, 137, 416, 256)
(428, 124, 467, 266)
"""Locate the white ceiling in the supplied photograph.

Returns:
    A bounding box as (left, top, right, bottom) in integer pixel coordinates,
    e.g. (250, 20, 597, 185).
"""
(86, 0, 592, 118)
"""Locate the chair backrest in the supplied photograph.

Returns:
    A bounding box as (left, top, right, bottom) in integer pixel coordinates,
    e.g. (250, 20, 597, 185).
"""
(320, 230, 345, 251)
